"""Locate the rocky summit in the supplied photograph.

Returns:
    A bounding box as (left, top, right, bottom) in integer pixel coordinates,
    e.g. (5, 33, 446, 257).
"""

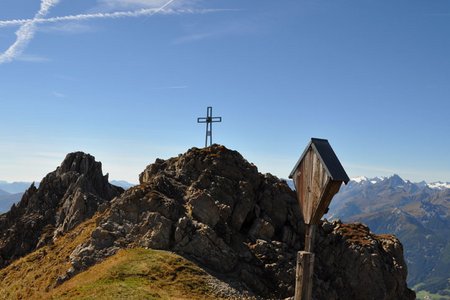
(0, 152, 123, 268)
(60, 145, 414, 299)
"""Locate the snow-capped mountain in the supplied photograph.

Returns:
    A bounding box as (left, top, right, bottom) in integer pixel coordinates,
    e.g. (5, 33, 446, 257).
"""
(427, 181, 450, 190)
(348, 175, 450, 190)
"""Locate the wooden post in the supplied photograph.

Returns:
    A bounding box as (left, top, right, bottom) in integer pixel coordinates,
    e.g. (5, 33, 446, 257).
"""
(304, 224, 316, 252)
(294, 251, 315, 300)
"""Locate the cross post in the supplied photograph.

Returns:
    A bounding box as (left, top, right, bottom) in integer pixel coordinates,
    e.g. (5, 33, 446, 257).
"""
(197, 106, 222, 147)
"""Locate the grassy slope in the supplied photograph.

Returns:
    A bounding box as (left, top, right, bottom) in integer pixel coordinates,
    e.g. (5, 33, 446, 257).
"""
(0, 217, 97, 299)
(49, 248, 214, 300)
(0, 216, 225, 300)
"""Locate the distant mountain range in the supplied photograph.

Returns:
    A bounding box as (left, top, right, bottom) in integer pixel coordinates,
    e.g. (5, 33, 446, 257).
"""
(0, 181, 32, 213)
(0, 181, 35, 194)
(110, 180, 136, 189)
(325, 175, 450, 297)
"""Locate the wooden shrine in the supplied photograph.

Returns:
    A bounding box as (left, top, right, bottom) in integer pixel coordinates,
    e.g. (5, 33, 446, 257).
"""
(289, 138, 349, 300)
(289, 138, 349, 225)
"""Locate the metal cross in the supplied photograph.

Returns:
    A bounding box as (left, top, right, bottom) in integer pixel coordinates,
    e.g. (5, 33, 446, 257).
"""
(197, 106, 222, 147)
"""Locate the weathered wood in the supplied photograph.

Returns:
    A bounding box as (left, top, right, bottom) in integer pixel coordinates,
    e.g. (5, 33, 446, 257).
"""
(292, 144, 347, 225)
(291, 139, 349, 300)
(293, 147, 332, 224)
(294, 251, 315, 300)
(304, 224, 316, 252)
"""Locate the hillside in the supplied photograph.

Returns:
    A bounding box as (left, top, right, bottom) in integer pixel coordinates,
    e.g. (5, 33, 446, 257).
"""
(328, 175, 450, 298)
(0, 216, 241, 300)
(0, 145, 415, 299)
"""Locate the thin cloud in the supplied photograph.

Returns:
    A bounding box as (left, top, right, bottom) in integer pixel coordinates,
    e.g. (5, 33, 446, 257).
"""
(16, 54, 51, 63)
(172, 32, 214, 44)
(52, 91, 66, 98)
(39, 22, 95, 34)
(172, 17, 255, 45)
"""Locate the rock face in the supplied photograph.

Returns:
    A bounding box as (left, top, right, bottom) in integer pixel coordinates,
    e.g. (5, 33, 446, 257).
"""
(70, 145, 415, 299)
(0, 152, 123, 268)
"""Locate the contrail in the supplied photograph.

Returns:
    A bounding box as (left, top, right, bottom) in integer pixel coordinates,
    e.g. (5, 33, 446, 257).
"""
(0, 8, 226, 28)
(0, 0, 60, 64)
(0, 0, 178, 64)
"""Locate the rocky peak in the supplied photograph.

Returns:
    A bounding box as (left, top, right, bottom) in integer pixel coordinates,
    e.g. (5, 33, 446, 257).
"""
(0, 152, 123, 268)
(69, 145, 414, 299)
(58, 152, 99, 175)
(386, 174, 405, 187)
(139, 145, 260, 185)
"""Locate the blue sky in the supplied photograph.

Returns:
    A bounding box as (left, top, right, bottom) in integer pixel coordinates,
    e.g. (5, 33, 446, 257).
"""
(0, 0, 449, 183)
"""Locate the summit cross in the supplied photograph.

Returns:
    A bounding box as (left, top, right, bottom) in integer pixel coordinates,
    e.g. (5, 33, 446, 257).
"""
(197, 106, 222, 147)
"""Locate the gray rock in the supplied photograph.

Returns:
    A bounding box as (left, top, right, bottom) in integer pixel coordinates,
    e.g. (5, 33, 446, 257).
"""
(138, 212, 173, 249)
(188, 191, 220, 227)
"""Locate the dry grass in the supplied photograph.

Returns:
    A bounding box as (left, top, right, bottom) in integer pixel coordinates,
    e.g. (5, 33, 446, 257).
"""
(335, 223, 374, 246)
(0, 216, 225, 300)
(49, 248, 215, 300)
(0, 217, 98, 300)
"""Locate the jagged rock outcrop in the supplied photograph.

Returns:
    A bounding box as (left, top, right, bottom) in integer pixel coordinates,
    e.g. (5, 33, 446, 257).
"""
(69, 145, 415, 299)
(0, 152, 123, 268)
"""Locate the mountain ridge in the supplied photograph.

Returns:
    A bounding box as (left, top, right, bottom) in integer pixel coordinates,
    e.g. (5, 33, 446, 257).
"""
(349, 175, 450, 190)
(0, 146, 415, 299)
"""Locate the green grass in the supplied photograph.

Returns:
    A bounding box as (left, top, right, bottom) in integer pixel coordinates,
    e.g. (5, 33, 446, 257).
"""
(414, 284, 450, 300)
(415, 290, 450, 300)
(49, 248, 215, 300)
